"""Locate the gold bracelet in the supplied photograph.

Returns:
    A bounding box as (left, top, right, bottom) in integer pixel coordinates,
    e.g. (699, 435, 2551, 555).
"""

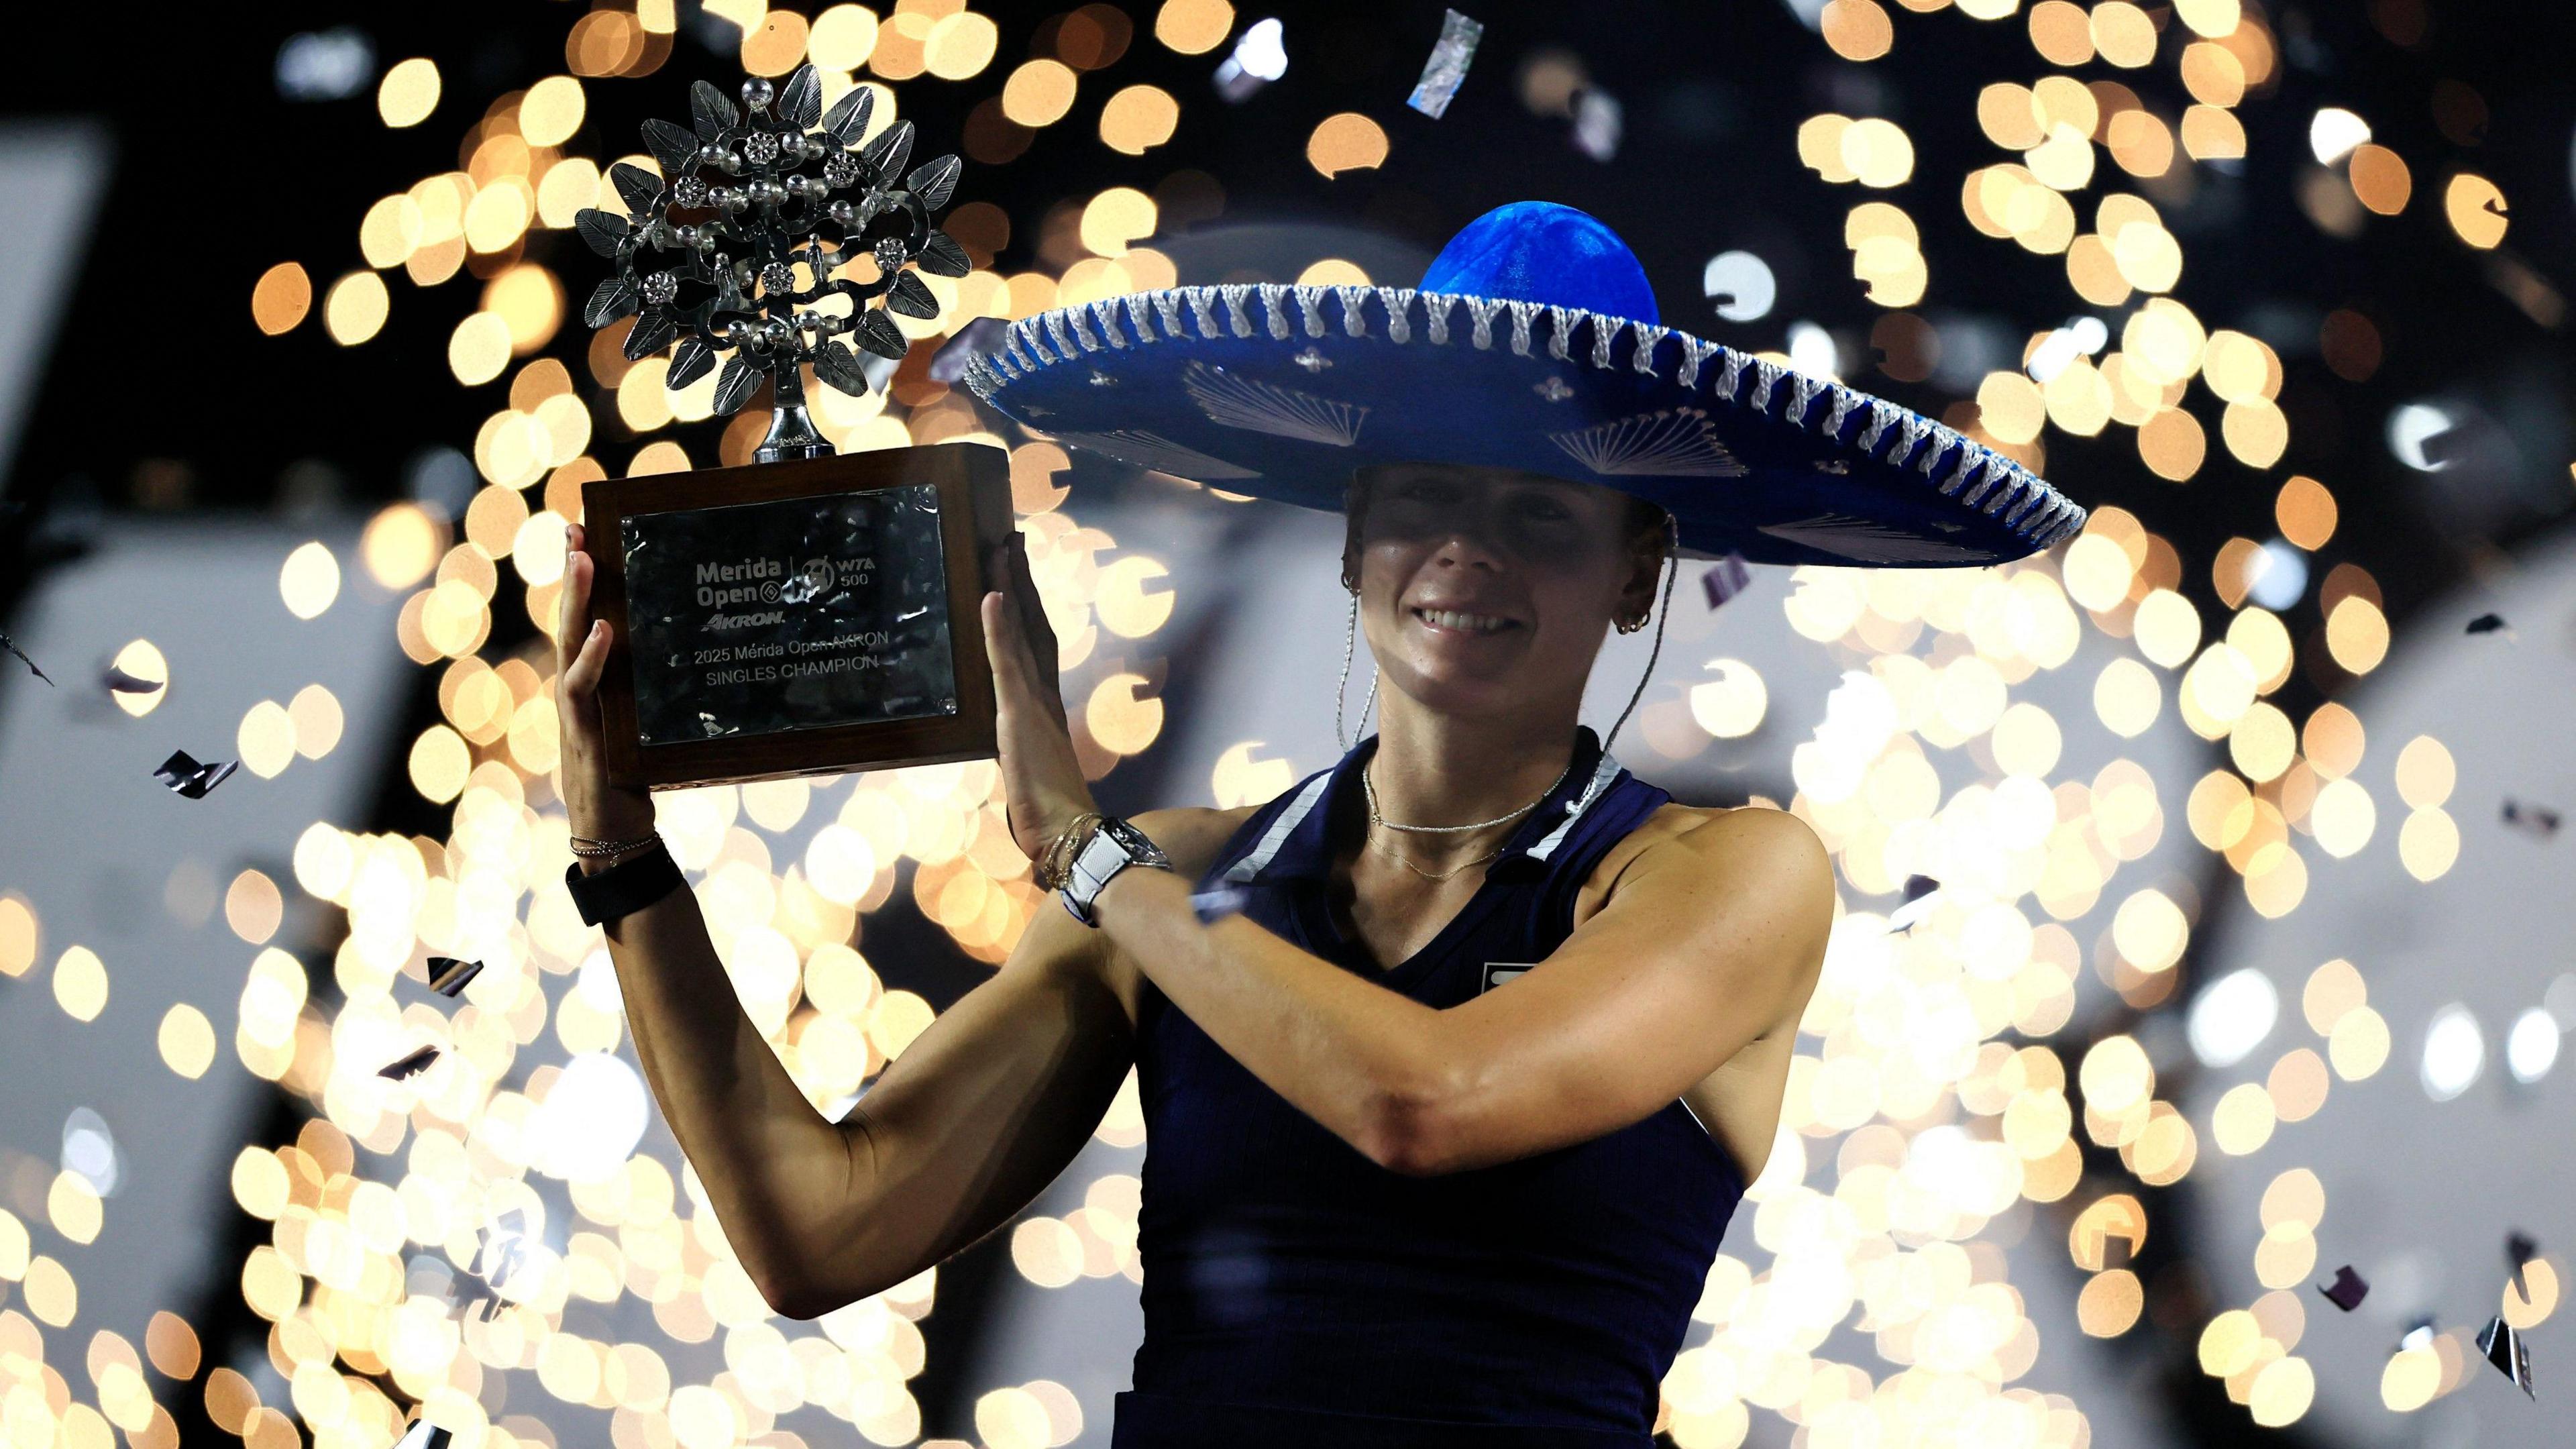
(570, 831, 661, 859)
(1034, 812, 1102, 891)
(1036, 812, 1099, 890)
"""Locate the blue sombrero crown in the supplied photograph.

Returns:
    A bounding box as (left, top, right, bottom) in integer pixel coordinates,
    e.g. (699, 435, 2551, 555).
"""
(962, 201, 2082, 567)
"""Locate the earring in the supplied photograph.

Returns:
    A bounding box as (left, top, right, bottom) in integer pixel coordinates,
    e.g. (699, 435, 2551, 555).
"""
(1615, 613, 1648, 635)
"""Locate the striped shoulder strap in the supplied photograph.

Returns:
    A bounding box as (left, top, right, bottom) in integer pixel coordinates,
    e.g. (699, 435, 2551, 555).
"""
(1219, 769, 1336, 884)
(1518, 749, 1629, 865)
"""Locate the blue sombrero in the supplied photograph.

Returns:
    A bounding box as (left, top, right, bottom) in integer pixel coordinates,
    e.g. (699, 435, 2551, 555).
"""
(960, 202, 2084, 567)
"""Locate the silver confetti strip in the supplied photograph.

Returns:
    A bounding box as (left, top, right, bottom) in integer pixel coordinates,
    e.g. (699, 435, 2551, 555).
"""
(378, 1044, 440, 1081)
(2479, 1315, 2536, 1399)
(1701, 551, 1752, 608)
(1407, 9, 1484, 119)
(3, 632, 52, 685)
(154, 749, 239, 800)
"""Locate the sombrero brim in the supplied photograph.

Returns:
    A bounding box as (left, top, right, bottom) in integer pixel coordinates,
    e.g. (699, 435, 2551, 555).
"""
(961, 282, 2084, 567)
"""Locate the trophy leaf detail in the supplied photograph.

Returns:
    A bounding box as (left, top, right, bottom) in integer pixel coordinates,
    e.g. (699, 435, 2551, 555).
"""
(916, 231, 971, 278)
(641, 118, 699, 173)
(853, 309, 910, 360)
(623, 310, 680, 361)
(609, 162, 663, 219)
(779, 63, 823, 131)
(583, 276, 641, 329)
(574, 209, 630, 259)
(690, 79, 740, 141)
(712, 356, 762, 416)
(822, 85, 875, 147)
(859, 120, 914, 184)
(886, 270, 941, 320)
(905, 155, 961, 211)
(667, 336, 718, 391)
(814, 341, 871, 397)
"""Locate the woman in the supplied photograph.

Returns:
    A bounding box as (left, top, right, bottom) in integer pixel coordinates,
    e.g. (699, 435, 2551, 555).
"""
(554, 203, 2077, 1446)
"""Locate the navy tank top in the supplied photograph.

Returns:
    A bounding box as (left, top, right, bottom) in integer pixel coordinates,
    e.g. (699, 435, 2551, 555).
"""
(1112, 727, 1746, 1448)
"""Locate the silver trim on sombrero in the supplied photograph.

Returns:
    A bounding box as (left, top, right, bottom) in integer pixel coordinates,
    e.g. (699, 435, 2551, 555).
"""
(959, 284, 2088, 553)
(1549, 408, 1748, 479)
(1181, 360, 1370, 447)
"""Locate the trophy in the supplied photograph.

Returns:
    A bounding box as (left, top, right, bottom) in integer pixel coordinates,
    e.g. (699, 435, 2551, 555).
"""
(572, 65, 1010, 791)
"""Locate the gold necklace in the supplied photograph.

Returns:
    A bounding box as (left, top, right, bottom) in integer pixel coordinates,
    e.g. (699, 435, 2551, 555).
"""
(1366, 830, 1508, 882)
(1362, 755, 1574, 833)
(1356, 749, 1576, 881)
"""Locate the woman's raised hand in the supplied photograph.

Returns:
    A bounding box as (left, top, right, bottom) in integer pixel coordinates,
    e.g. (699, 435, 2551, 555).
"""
(981, 529, 1097, 867)
(554, 523, 657, 846)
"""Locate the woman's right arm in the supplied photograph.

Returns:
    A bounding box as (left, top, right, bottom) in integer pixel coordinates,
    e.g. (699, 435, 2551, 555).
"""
(554, 525, 1136, 1320)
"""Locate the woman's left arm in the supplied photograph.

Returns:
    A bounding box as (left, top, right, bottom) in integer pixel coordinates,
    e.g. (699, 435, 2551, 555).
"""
(984, 531, 1833, 1177)
(1087, 812, 1833, 1175)
(985, 531, 1473, 1166)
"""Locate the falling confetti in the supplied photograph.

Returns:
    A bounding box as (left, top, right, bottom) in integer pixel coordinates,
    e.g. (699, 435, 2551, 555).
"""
(2400, 1318, 2437, 1354)
(2, 631, 53, 686)
(453, 1271, 505, 1322)
(426, 957, 484, 997)
(377, 1044, 440, 1081)
(1406, 9, 1484, 119)
(394, 1419, 455, 1449)
(1887, 874, 1941, 933)
(1703, 551, 1753, 609)
(2479, 1314, 2535, 1399)
(2509, 1230, 2541, 1298)
(2502, 801, 2562, 838)
(2318, 1265, 2369, 1311)
(932, 317, 1008, 383)
(103, 665, 164, 694)
(2465, 612, 2511, 635)
(1572, 88, 1622, 162)
(153, 749, 240, 800)
(451, 1212, 533, 1321)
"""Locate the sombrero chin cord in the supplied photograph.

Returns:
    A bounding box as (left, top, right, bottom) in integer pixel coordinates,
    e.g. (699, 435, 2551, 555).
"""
(1599, 511, 1680, 762)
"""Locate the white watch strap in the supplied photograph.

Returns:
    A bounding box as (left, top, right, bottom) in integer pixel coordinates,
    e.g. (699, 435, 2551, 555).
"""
(1063, 822, 1131, 924)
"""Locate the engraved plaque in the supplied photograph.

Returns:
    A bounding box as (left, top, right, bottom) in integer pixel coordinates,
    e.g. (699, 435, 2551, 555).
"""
(582, 443, 1011, 790)
(623, 485, 958, 745)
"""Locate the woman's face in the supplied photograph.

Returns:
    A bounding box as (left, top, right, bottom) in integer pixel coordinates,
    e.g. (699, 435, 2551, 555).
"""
(1346, 462, 1662, 720)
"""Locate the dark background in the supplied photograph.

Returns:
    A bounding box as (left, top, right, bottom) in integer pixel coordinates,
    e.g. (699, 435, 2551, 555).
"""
(4, 2, 2573, 1442)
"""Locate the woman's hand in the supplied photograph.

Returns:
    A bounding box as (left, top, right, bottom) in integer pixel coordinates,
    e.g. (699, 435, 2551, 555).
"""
(981, 529, 1097, 867)
(555, 523, 657, 851)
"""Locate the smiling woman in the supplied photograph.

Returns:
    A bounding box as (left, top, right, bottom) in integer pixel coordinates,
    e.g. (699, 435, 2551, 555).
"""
(1339, 461, 1674, 755)
(559, 199, 2075, 1449)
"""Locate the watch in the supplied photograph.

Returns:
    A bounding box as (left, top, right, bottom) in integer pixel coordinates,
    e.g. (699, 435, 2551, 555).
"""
(1059, 815, 1172, 926)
